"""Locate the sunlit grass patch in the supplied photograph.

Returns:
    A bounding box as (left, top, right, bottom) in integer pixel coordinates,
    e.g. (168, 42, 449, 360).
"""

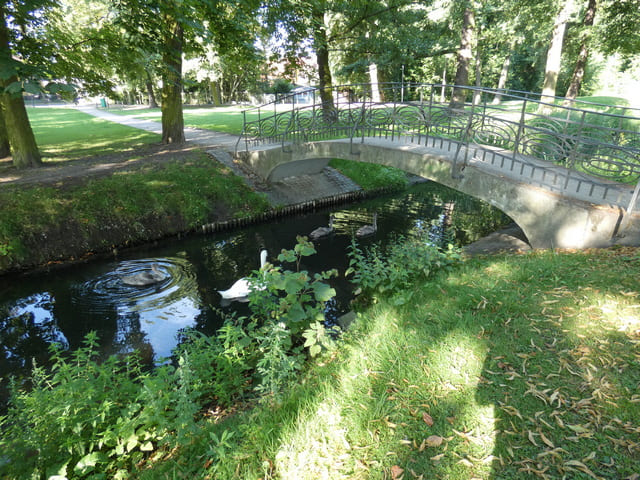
(26, 107, 159, 164)
(201, 248, 640, 479)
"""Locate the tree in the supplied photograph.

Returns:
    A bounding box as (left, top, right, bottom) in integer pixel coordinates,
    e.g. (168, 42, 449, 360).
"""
(264, 0, 338, 120)
(160, 10, 184, 143)
(450, 1, 476, 108)
(0, 1, 51, 168)
(111, 0, 260, 144)
(0, 104, 9, 157)
(564, 0, 597, 102)
(599, 0, 640, 55)
(540, 0, 573, 103)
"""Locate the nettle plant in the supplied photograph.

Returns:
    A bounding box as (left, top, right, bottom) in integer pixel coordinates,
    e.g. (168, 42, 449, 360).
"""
(346, 232, 462, 305)
(242, 236, 339, 397)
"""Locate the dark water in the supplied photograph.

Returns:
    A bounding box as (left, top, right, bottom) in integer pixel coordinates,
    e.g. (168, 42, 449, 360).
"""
(0, 182, 510, 404)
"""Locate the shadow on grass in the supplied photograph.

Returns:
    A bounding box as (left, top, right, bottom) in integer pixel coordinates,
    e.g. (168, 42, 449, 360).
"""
(185, 249, 640, 479)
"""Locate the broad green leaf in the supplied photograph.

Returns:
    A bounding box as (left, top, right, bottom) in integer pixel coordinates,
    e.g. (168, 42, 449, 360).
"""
(74, 451, 107, 474)
(312, 282, 335, 302)
(140, 441, 154, 451)
(23, 82, 42, 95)
(287, 303, 306, 323)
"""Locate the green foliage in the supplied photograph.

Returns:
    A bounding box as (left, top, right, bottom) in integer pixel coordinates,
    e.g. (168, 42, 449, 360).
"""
(0, 320, 259, 479)
(0, 238, 339, 477)
(246, 236, 339, 396)
(346, 233, 461, 305)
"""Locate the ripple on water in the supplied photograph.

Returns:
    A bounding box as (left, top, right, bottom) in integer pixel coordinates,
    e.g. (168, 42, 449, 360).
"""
(72, 257, 199, 315)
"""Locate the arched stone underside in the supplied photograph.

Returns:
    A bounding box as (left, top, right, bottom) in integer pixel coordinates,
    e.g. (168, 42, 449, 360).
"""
(237, 138, 640, 250)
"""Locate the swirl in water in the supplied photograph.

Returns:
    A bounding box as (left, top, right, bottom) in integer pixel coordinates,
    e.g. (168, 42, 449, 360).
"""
(72, 257, 201, 361)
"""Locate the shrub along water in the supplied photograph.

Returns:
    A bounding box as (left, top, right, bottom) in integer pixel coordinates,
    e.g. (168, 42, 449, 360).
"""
(0, 238, 343, 478)
(2, 232, 639, 479)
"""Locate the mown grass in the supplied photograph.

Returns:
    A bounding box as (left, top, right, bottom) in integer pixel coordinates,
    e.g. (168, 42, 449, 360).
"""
(145, 247, 640, 479)
(109, 105, 264, 134)
(27, 108, 159, 162)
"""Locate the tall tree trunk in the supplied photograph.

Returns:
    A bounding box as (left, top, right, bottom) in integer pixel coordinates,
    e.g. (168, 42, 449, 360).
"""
(541, 1, 572, 106)
(161, 17, 185, 144)
(0, 106, 10, 158)
(0, 88, 42, 168)
(145, 71, 158, 108)
(312, 5, 336, 122)
(473, 43, 482, 104)
(492, 40, 515, 104)
(564, 0, 597, 103)
(211, 81, 222, 105)
(369, 63, 381, 102)
(441, 60, 447, 102)
(451, 5, 475, 108)
(0, 7, 41, 168)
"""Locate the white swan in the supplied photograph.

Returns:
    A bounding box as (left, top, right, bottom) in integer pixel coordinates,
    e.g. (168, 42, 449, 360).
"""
(218, 249, 268, 301)
(309, 215, 334, 240)
(121, 263, 166, 286)
(356, 213, 378, 238)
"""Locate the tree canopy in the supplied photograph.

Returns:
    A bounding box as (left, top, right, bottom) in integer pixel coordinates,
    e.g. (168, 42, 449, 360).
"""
(1, 0, 638, 168)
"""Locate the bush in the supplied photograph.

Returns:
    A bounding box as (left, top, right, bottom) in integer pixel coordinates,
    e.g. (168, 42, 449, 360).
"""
(0, 238, 340, 478)
(346, 231, 462, 305)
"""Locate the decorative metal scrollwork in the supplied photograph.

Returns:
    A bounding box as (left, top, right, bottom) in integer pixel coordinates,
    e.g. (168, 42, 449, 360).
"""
(239, 84, 640, 184)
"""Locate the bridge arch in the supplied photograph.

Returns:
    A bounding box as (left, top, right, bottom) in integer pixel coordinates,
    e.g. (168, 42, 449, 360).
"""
(238, 138, 640, 250)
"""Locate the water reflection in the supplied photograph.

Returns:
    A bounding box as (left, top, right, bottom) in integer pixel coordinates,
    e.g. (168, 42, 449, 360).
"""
(0, 182, 512, 406)
(71, 257, 200, 361)
(2, 292, 68, 367)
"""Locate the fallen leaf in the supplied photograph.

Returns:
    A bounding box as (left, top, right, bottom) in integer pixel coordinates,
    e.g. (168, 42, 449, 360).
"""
(391, 465, 404, 479)
(567, 424, 590, 434)
(539, 431, 555, 448)
(425, 435, 443, 447)
(423, 412, 434, 426)
(564, 460, 600, 479)
(527, 431, 538, 446)
(430, 454, 445, 462)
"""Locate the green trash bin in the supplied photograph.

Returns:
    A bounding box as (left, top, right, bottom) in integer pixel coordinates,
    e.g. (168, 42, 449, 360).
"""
(100, 98, 107, 108)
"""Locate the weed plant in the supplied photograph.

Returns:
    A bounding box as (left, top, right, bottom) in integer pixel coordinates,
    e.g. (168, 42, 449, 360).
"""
(0, 238, 340, 478)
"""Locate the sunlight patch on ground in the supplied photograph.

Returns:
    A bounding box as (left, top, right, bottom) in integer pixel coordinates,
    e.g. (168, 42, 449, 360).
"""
(275, 398, 356, 480)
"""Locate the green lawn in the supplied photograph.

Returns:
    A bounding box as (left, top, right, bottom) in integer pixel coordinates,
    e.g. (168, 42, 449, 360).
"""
(27, 107, 160, 162)
(109, 105, 277, 134)
(186, 248, 640, 479)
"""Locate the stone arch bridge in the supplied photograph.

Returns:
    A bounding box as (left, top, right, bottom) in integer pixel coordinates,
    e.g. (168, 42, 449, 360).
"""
(235, 84, 640, 250)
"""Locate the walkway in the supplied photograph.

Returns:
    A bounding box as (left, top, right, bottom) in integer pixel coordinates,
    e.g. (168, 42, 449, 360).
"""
(78, 106, 363, 205)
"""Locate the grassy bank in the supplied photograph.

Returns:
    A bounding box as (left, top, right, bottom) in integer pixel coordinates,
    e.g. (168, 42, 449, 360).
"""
(0, 152, 271, 272)
(2, 245, 638, 479)
(175, 248, 640, 480)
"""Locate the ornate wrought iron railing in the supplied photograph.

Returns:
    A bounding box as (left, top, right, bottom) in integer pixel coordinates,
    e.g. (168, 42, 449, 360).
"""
(237, 83, 640, 208)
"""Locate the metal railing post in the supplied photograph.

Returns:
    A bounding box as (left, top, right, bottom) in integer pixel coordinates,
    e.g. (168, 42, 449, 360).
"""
(512, 97, 528, 160)
(627, 178, 640, 215)
(243, 109, 248, 152)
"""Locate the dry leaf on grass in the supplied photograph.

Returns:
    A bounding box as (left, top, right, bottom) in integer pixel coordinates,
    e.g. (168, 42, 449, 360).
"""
(390, 465, 404, 479)
(423, 412, 434, 426)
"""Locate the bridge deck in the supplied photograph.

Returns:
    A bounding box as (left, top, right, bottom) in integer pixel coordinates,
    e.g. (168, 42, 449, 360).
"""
(351, 136, 636, 209)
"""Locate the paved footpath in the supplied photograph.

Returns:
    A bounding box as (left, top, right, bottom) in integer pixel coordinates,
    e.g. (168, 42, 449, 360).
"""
(79, 106, 241, 149)
(79, 105, 362, 205)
